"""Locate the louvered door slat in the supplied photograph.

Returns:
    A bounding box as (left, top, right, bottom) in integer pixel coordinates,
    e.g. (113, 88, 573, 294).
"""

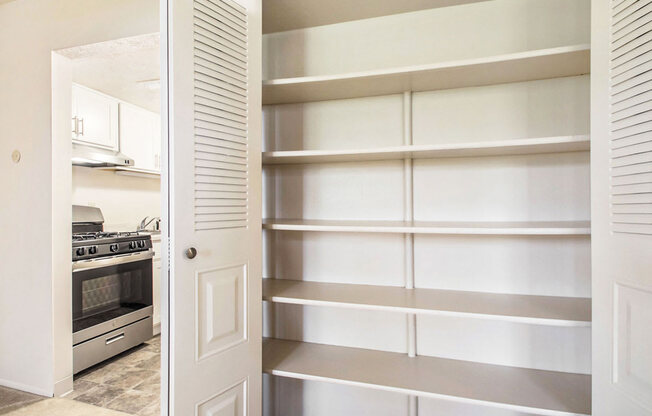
(611, 22, 650, 51)
(196, 127, 247, 144)
(611, 68, 652, 94)
(612, 182, 652, 194)
(195, 205, 247, 214)
(196, 152, 247, 166)
(612, 202, 652, 213)
(612, 171, 652, 185)
(612, 89, 652, 112)
(612, 98, 652, 121)
(612, 79, 652, 104)
(614, 0, 631, 14)
(612, 110, 652, 130)
(195, 221, 248, 231)
(610, 0, 652, 235)
(193, 0, 249, 231)
(612, 2, 652, 34)
(612, 51, 652, 79)
(196, 105, 247, 124)
(612, 193, 652, 204)
(612, 139, 652, 157)
(612, 132, 652, 149)
(611, 160, 652, 176)
(195, 3, 247, 38)
(195, 40, 247, 70)
(196, 142, 247, 156)
(194, 17, 246, 50)
(196, 176, 248, 186)
(194, 26, 247, 58)
(195, 137, 247, 152)
(195, 59, 247, 88)
(196, 158, 248, 171)
(611, 150, 652, 167)
(195, 198, 247, 207)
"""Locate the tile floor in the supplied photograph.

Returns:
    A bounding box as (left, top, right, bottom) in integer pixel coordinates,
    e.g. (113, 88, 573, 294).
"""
(0, 387, 44, 415)
(2, 398, 131, 416)
(67, 335, 161, 416)
(0, 336, 160, 416)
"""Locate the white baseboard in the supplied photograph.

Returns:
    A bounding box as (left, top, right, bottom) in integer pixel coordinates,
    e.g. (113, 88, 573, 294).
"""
(53, 375, 73, 397)
(0, 378, 52, 397)
(153, 321, 161, 336)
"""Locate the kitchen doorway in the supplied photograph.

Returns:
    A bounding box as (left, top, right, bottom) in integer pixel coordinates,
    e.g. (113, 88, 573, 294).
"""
(52, 32, 164, 416)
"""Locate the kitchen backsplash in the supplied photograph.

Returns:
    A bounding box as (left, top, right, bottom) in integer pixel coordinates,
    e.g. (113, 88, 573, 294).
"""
(72, 166, 161, 231)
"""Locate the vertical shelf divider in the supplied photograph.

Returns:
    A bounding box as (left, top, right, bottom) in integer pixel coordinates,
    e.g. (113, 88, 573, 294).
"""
(403, 91, 419, 416)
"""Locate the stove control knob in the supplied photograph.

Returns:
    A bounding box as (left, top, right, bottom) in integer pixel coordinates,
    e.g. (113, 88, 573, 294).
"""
(88, 246, 97, 255)
(110, 244, 119, 252)
(137, 240, 145, 248)
(129, 241, 137, 249)
(76, 247, 85, 256)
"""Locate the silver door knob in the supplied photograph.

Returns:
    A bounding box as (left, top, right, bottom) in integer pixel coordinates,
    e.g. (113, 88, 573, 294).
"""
(185, 247, 197, 259)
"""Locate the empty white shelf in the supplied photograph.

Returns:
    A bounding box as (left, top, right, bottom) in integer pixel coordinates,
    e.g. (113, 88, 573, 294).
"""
(262, 219, 592, 235)
(263, 279, 591, 326)
(262, 45, 590, 104)
(263, 135, 590, 165)
(263, 339, 591, 416)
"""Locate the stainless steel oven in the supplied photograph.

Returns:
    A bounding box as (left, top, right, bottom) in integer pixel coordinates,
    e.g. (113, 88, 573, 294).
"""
(72, 205, 154, 373)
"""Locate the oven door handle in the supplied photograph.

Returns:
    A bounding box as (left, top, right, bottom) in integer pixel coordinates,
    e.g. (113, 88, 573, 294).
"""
(72, 250, 154, 272)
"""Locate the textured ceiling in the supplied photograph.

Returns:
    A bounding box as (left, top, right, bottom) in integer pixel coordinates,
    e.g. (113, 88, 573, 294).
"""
(58, 33, 161, 113)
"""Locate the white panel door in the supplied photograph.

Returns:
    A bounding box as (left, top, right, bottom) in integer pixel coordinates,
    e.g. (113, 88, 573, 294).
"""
(163, 0, 262, 414)
(592, 1, 652, 415)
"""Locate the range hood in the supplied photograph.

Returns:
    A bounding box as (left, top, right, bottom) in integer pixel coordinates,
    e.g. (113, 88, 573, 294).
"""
(71, 143, 134, 167)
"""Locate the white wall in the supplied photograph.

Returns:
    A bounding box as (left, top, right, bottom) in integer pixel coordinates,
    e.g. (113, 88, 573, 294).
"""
(0, 0, 158, 396)
(72, 167, 160, 231)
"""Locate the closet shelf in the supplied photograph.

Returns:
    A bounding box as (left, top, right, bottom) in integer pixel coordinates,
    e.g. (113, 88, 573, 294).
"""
(263, 339, 592, 416)
(262, 44, 590, 104)
(263, 279, 591, 327)
(262, 135, 590, 165)
(262, 219, 591, 235)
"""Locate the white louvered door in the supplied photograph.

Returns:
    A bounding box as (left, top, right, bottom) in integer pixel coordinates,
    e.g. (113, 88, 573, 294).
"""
(592, 0, 652, 415)
(163, 0, 262, 414)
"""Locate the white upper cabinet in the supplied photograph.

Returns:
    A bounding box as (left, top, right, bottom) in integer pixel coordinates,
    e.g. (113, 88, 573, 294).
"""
(119, 102, 161, 172)
(72, 84, 119, 150)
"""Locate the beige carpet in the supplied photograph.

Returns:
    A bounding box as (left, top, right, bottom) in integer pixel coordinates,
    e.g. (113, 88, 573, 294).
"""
(4, 398, 131, 416)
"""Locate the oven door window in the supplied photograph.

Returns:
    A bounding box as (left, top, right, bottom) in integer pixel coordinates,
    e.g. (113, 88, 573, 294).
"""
(72, 258, 153, 333)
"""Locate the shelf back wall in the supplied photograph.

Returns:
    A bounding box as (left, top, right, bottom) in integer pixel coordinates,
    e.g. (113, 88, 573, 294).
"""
(263, 0, 590, 80)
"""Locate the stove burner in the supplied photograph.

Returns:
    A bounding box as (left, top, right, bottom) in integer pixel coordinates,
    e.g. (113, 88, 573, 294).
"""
(73, 231, 141, 241)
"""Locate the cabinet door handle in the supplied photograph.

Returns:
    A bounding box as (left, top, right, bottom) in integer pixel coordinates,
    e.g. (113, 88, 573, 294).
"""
(78, 118, 84, 136)
(72, 117, 78, 135)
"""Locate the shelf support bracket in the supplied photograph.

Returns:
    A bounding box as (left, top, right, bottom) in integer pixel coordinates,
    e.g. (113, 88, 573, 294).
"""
(403, 90, 418, 416)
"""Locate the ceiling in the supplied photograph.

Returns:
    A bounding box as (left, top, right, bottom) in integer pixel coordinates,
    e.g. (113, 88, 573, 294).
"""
(262, 0, 490, 33)
(58, 33, 161, 113)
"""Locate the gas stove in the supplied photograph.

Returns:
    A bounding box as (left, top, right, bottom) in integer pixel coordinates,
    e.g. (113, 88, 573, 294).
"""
(71, 205, 153, 373)
(72, 231, 152, 261)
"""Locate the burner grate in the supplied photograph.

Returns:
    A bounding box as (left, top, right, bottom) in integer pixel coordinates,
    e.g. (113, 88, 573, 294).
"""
(72, 231, 141, 241)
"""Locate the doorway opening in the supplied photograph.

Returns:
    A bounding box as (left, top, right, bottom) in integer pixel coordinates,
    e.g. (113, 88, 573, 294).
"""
(53, 32, 164, 416)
